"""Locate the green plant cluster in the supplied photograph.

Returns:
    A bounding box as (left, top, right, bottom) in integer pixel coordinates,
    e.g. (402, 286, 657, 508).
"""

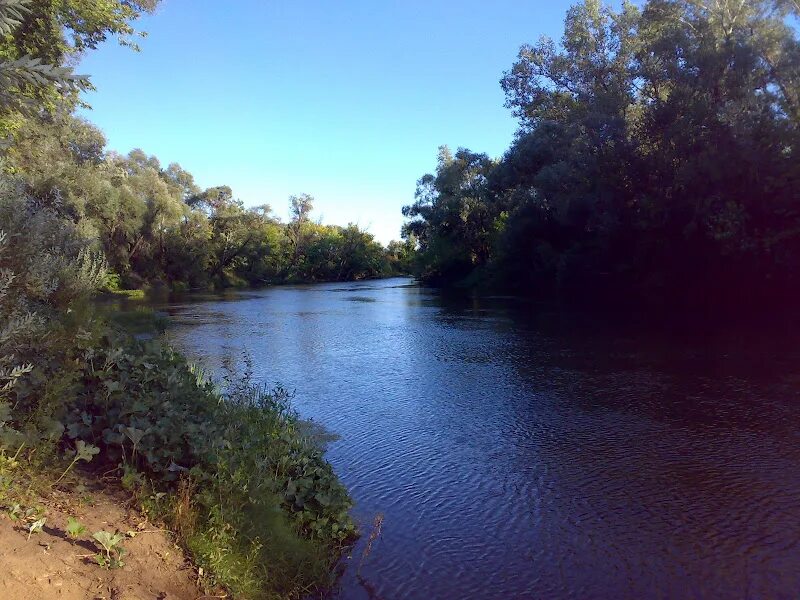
(63, 334, 355, 544)
(1, 305, 356, 597)
(4, 115, 412, 292)
(92, 530, 127, 569)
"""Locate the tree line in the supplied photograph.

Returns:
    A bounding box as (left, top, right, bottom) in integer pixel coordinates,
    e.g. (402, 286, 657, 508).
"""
(0, 1, 413, 292)
(403, 0, 800, 310)
(6, 115, 414, 290)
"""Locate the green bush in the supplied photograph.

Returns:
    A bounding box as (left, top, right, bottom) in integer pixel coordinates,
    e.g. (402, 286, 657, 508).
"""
(0, 178, 106, 449)
(62, 334, 356, 596)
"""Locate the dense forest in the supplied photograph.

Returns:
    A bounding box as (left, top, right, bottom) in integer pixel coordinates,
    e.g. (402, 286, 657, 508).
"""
(403, 0, 800, 309)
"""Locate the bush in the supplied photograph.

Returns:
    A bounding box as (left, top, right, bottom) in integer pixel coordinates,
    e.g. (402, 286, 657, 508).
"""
(59, 334, 356, 596)
(0, 178, 106, 449)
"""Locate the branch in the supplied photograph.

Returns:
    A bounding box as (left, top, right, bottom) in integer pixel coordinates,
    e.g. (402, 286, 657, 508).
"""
(0, 0, 31, 36)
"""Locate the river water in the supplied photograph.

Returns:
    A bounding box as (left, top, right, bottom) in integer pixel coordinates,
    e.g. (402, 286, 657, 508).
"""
(159, 277, 800, 600)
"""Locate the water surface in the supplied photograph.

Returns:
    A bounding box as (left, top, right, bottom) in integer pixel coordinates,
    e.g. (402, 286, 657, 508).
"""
(160, 278, 800, 599)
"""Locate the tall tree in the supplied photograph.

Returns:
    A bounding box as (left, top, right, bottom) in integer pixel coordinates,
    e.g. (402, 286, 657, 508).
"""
(405, 0, 800, 307)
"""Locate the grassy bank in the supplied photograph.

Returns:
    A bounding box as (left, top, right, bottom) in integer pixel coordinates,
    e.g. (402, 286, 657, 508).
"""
(0, 183, 357, 598)
(84, 335, 356, 596)
(2, 335, 357, 598)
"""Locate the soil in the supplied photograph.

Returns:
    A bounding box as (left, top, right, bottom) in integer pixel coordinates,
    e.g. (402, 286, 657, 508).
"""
(0, 480, 210, 600)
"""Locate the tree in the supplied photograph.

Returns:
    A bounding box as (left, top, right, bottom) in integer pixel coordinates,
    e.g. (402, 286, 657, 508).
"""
(289, 193, 314, 223)
(402, 146, 496, 282)
(386, 237, 417, 274)
(0, 0, 89, 117)
(6, 0, 158, 59)
(404, 0, 800, 308)
(286, 194, 315, 274)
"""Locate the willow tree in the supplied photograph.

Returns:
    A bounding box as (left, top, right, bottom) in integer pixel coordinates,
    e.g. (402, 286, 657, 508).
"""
(0, 0, 158, 131)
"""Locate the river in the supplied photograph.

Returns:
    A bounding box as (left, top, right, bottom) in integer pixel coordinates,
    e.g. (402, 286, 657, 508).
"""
(158, 277, 800, 600)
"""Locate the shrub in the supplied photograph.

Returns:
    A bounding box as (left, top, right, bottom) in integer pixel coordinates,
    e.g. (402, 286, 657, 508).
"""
(63, 334, 356, 596)
(0, 177, 106, 448)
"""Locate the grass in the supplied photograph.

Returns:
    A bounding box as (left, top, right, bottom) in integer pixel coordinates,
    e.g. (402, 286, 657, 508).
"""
(100, 288, 147, 300)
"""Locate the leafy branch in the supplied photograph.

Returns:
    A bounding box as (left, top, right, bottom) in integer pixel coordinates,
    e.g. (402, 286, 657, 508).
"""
(0, 0, 90, 112)
(0, 0, 29, 36)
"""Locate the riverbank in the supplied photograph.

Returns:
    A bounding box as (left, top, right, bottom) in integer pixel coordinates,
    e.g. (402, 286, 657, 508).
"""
(100, 270, 414, 302)
(0, 326, 357, 599)
(0, 469, 205, 600)
(0, 185, 357, 597)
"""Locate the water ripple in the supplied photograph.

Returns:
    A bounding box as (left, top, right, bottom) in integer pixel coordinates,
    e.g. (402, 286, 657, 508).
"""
(162, 278, 800, 600)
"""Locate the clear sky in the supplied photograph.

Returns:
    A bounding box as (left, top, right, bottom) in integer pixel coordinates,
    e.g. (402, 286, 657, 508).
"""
(77, 0, 577, 244)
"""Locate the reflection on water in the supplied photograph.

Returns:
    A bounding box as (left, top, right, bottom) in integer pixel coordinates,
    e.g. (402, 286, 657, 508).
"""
(159, 278, 800, 600)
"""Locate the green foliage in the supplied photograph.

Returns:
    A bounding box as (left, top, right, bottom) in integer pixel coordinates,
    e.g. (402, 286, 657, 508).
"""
(5, 502, 21, 520)
(101, 306, 168, 335)
(0, 0, 158, 122)
(0, 178, 106, 448)
(62, 336, 355, 540)
(385, 236, 417, 275)
(2, 0, 158, 61)
(402, 146, 498, 283)
(49, 335, 356, 594)
(53, 440, 99, 485)
(5, 115, 403, 290)
(0, 0, 88, 116)
(92, 530, 126, 569)
(0, 445, 22, 507)
(0, 0, 29, 36)
(66, 516, 86, 539)
(404, 0, 800, 309)
(0, 54, 88, 113)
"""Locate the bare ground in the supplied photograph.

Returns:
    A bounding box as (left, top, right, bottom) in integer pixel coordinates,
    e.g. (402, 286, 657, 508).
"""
(0, 480, 209, 600)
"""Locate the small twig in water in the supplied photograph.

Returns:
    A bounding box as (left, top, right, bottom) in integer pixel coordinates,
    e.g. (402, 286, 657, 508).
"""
(357, 513, 384, 575)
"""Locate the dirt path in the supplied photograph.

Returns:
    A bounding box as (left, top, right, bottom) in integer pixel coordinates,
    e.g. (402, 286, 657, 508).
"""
(0, 482, 207, 600)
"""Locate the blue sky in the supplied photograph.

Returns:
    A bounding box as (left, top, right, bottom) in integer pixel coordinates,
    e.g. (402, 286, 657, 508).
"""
(78, 0, 577, 244)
